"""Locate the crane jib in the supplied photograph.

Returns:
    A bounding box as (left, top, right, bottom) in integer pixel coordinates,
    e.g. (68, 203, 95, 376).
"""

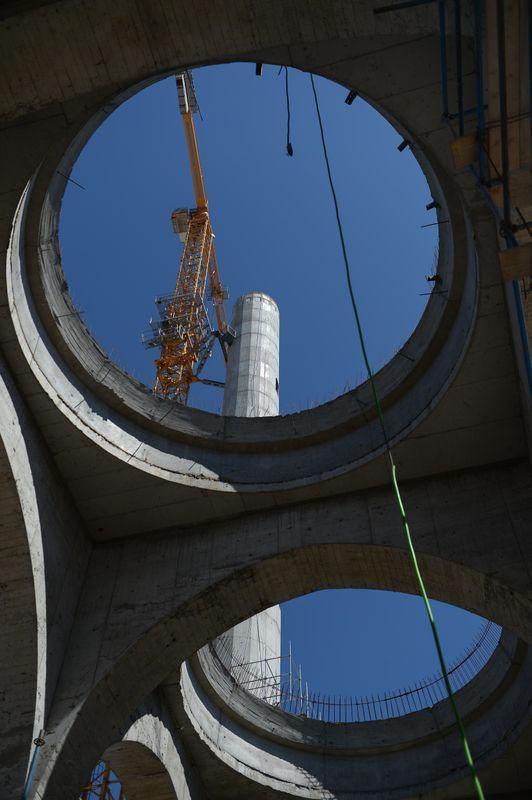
(143, 70, 230, 405)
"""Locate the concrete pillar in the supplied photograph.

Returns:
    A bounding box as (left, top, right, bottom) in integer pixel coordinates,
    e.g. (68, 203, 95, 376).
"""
(222, 293, 281, 700)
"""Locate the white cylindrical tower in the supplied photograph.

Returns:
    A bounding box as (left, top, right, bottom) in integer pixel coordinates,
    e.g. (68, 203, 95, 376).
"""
(221, 292, 281, 700)
(222, 292, 280, 417)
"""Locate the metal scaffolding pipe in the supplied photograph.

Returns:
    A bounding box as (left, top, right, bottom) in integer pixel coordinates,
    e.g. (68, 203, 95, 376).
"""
(438, 0, 450, 118)
(495, 0, 512, 230)
(473, 0, 486, 181)
(454, 0, 464, 135)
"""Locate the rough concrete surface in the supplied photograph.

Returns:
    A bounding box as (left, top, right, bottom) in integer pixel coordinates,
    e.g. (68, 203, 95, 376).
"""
(0, 1, 530, 799)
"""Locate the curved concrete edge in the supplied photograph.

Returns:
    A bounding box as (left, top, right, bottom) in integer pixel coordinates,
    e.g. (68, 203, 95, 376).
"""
(34, 72, 455, 452)
(176, 633, 532, 799)
(7, 127, 479, 492)
(0, 341, 91, 795)
(0, 183, 92, 792)
(7, 177, 225, 489)
(0, 354, 42, 795)
(189, 629, 517, 754)
(104, 692, 205, 800)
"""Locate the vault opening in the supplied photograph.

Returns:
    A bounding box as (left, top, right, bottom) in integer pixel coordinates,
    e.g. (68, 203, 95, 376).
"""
(209, 589, 500, 723)
(58, 62, 438, 415)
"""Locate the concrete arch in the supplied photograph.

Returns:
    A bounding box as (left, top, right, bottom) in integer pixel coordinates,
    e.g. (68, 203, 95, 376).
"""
(104, 741, 178, 800)
(0, 350, 92, 798)
(0, 187, 91, 796)
(103, 693, 204, 800)
(34, 465, 532, 797)
(0, 358, 41, 797)
(172, 632, 532, 799)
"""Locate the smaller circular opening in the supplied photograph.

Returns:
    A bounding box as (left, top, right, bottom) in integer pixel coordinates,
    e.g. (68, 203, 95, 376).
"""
(212, 589, 500, 723)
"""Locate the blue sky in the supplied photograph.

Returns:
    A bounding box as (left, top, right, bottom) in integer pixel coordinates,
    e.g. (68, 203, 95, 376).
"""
(281, 590, 485, 698)
(60, 63, 438, 413)
(60, 63, 485, 701)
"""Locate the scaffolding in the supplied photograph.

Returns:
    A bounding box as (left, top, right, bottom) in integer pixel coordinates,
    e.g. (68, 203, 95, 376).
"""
(209, 622, 501, 723)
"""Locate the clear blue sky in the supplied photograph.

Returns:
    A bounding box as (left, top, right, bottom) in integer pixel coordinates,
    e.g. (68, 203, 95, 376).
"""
(281, 590, 484, 698)
(60, 63, 485, 701)
(60, 62, 438, 412)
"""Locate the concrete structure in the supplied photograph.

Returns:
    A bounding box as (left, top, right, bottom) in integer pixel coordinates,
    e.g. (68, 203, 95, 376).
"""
(222, 293, 280, 418)
(0, 2, 531, 799)
(221, 292, 282, 701)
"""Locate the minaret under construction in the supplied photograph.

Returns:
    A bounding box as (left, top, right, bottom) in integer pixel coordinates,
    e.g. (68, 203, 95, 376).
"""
(221, 291, 281, 698)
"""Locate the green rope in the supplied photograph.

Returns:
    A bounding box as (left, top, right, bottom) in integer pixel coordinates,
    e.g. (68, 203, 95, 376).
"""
(309, 72, 485, 800)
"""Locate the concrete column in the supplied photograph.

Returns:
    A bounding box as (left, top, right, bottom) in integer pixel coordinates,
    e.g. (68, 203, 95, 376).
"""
(222, 293, 281, 700)
(222, 293, 280, 417)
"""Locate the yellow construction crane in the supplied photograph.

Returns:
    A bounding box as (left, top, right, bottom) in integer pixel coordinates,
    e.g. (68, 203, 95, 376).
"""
(143, 71, 233, 404)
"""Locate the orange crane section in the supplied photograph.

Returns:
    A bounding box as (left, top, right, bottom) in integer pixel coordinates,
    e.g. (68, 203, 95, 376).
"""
(143, 71, 232, 404)
(80, 761, 124, 800)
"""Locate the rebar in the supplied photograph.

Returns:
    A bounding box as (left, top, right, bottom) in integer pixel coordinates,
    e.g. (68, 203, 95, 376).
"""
(207, 621, 501, 724)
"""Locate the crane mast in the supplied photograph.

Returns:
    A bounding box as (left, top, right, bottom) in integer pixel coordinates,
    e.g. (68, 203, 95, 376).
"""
(143, 71, 231, 404)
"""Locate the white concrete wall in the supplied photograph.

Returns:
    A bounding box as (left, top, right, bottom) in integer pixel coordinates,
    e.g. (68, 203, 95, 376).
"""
(222, 293, 281, 700)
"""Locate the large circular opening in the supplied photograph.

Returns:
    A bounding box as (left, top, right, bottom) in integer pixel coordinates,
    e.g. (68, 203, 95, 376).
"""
(59, 63, 438, 414)
(21, 54, 474, 492)
(210, 589, 500, 723)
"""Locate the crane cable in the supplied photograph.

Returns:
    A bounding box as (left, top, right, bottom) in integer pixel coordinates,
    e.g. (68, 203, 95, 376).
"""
(308, 72, 485, 800)
(284, 67, 294, 157)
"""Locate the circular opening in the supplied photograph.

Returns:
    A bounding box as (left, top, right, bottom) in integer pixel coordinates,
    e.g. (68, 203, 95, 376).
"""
(59, 63, 438, 414)
(26, 54, 473, 489)
(280, 590, 497, 715)
(212, 589, 500, 723)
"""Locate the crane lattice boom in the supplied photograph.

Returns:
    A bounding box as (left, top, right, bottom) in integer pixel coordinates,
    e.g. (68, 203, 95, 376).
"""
(143, 71, 231, 404)
(81, 761, 124, 800)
